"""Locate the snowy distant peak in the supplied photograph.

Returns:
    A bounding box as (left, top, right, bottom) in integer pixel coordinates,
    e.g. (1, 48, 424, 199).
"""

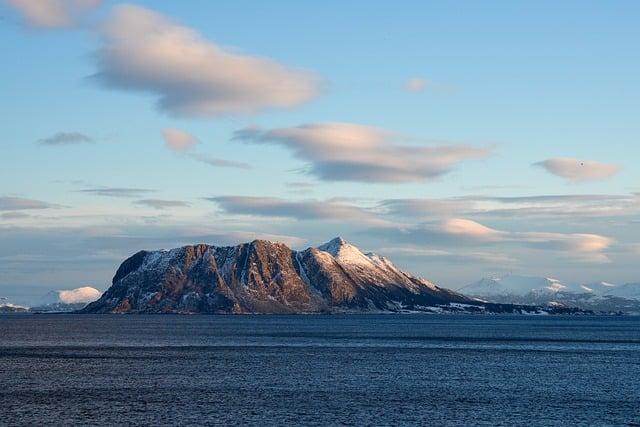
(460, 275, 640, 314)
(460, 275, 568, 297)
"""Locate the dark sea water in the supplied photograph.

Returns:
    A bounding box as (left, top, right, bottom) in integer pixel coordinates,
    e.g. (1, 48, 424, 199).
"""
(0, 314, 639, 426)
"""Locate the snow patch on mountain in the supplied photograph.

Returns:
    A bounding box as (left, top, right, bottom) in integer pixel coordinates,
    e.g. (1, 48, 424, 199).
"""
(318, 237, 373, 267)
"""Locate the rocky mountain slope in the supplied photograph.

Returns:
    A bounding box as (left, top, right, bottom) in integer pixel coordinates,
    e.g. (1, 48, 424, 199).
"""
(81, 238, 580, 314)
(460, 275, 640, 314)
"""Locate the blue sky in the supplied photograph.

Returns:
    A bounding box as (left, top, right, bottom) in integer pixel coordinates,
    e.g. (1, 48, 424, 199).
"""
(1, 0, 639, 304)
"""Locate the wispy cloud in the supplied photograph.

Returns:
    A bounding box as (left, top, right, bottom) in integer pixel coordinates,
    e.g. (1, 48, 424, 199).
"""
(379, 246, 518, 265)
(78, 188, 155, 198)
(207, 196, 381, 224)
(381, 193, 640, 219)
(0, 196, 57, 211)
(534, 158, 621, 182)
(6, 0, 101, 28)
(92, 5, 320, 117)
(161, 128, 251, 169)
(132, 199, 190, 209)
(189, 153, 251, 170)
(37, 131, 93, 145)
(234, 122, 490, 183)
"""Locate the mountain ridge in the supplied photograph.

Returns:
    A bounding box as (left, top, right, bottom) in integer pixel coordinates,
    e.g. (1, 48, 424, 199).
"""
(460, 275, 640, 314)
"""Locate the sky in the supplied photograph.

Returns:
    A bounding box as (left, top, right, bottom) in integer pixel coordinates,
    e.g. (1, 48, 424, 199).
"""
(1, 0, 639, 304)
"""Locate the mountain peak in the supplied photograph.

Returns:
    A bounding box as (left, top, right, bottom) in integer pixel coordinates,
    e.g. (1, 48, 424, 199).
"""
(317, 236, 349, 255)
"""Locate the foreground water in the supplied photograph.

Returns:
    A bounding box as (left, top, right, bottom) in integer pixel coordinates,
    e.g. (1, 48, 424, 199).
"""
(0, 315, 639, 426)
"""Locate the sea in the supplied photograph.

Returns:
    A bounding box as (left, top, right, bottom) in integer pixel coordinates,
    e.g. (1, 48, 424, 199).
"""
(1, 314, 639, 426)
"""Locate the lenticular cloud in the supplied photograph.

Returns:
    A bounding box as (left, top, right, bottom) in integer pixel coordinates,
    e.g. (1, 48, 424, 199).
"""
(234, 122, 490, 183)
(93, 5, 320, 117)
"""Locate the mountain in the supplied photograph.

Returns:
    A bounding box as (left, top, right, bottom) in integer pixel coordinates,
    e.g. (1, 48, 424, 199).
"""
(0, 303, 29, 313)
(81, 238, 580, 315)
(603, 282, 640, 300)
(459, 276, 567, 298)
(460, 275, 640, 314)
(31, 286, 102, 312)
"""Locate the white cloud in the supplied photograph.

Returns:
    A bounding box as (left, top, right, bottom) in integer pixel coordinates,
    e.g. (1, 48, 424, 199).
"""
(235, 122, 490, 183)
(534, 158, 621, 182)
(93, 5, 320, 117)
(441, 218, 504, 240)
(515, 231, 613, 263)
(45, 286, 102, 304)
(7, 0, 101, 28)
(440, 219, 613, 262)
(370, 218, 614, 263)
(162, 128, 200, 152)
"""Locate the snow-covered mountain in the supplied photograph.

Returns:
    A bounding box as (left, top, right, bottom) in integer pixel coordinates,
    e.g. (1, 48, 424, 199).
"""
(81, 238, 580, 315)
(32, 286, 102, 312)
(459, 275, 640, 314)
(459, 275, 568, 297)
(603, 283, 640, 300)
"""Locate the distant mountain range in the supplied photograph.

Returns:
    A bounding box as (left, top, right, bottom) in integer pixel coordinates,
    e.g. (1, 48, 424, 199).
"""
(30, 286, 103, 312)
(0, 287, 103, 313)
(459, 275, 640, 314)
(80, 238, 581, 315)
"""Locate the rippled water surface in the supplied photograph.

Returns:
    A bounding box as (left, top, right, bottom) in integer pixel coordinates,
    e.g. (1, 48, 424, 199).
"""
(1, 314, 639, 426)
